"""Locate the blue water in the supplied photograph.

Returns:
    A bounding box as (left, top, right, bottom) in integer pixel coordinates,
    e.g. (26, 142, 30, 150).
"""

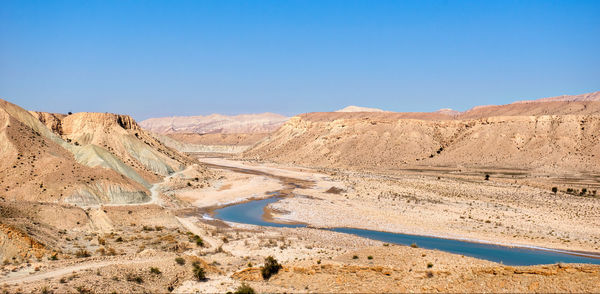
(213, 196, 600, 266)
(214, 197, 304, 228)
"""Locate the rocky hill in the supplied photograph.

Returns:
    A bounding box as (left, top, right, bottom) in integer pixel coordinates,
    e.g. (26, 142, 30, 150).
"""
(244, 92, 600, 174)
(1, 99, 194, 206)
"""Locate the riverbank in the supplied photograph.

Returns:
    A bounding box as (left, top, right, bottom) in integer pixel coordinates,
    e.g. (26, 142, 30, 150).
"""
(193, 157, 600, 254)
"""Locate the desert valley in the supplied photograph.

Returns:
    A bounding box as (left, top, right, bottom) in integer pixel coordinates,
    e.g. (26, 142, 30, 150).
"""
(1, 91, 600, 293)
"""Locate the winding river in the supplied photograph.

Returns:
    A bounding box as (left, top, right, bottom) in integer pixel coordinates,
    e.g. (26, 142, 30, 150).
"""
(202, 159, 600, 266)
(214, 195, 600, 266)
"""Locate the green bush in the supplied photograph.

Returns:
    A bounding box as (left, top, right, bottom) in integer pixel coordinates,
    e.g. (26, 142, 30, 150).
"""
(260, 256, 282, 280)
(234, 283, 256, 294)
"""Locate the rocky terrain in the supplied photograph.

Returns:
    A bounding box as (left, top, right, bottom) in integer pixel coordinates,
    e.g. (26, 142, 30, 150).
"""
(2, 92, 600, 293)
(244, 92, 600, 175)
(0, 99, 210, 263)
(155, 133, 269, 154)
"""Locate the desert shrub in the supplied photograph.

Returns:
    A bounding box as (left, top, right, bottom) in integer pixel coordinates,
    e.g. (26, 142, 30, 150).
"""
(352, 255, 358, 259)
(127, 274, 144, 284)
(261, 256, 282, 280)
(410, 243, 418, 248)
(427, 262, 434, 268)
(150, 267, 161, 274)
(175, 257, 186, 265)
(115, 237, 123, 242)
(189, 234, 204, 246)
(192, 262, 206, 281)
(75, 249, 90, 258)
(75, 286, 91, 294)
(367, 255, 373, 260)
(234, 283, 256, 294)
(484, 174, 490, 181)
(98, 237, 106, 245)
(552, 187, 558, 194)
(106, 247, 117, 256)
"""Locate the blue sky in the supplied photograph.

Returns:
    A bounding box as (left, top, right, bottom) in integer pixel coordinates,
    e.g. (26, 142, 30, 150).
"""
(1, 0, 599, 120)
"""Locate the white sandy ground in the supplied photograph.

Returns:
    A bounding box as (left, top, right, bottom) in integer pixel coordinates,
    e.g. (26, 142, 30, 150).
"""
(175, 169, 284, 208)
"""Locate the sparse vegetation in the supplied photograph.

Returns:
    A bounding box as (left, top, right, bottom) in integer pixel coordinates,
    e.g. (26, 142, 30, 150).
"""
(427, 262, 434, 268)
(175, 257, 186, 265)
(410, 243, 418, 248)
(367, 255, 373, 260)
(552, 187, 558, 194)
(352, 255, 359, 259)
(150, 267, 161, 274)
(192, 262, 207, 281)
(234, 283, 256, 294)
(126, 274, 144, 284)
(260, 256, 282, 280)
(75, 249, 90, 258)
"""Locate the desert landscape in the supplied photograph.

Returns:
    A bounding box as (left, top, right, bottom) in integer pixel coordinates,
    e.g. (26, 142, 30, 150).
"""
(1, 91, 600, 293)
(2, 1, 599, 292)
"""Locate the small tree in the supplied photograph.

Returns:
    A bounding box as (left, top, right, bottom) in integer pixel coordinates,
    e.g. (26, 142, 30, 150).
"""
(484, 174, 490, 181)
(260, 256, 282, 280)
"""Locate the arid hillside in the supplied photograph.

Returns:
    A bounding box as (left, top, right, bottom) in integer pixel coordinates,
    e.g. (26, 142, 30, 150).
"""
(1, 99, 154, 205)
(1, 99, 196, 205)
(140, 112, 288, 134)
(244, 93, 600, 174)
(36, 112, 193, 182)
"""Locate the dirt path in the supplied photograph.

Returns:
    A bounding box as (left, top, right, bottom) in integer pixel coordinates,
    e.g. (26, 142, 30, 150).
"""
(0, 256, 169, 285)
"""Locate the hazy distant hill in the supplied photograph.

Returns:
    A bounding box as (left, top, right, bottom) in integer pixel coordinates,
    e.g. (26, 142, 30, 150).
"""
(140, 113, 289, 134)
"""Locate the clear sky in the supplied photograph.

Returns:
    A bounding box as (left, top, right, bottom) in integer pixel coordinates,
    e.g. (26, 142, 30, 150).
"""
(1, 0, 599, 120)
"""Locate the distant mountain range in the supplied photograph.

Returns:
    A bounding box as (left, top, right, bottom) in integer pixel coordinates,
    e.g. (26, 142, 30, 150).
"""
(140, 113, 289, 134)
